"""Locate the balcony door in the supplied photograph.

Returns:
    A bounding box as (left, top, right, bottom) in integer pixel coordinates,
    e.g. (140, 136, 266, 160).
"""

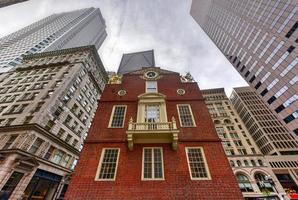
(145, 105, 160, 123)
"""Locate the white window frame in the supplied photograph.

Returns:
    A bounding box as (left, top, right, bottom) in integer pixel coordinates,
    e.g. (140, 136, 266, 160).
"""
(108, 105, 127, 128)
(95, 148, 120, 181)
(185, 147, 211, 180)
(177, 104, 196, 127)
(141, 147, 164, 181)
(146, 81, 157, 93)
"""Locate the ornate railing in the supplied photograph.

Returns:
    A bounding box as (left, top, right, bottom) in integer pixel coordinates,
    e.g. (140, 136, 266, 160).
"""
(128, 118, 177, 131)
(126, 117, 179, 151)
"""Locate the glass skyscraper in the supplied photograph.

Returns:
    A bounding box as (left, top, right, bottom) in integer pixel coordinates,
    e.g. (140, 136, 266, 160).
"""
(0, 7, 107, 72)
(190, 0, 298, 135)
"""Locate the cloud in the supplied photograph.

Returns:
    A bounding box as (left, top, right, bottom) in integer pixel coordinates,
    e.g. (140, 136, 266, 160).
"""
(0, 0, 247, 96)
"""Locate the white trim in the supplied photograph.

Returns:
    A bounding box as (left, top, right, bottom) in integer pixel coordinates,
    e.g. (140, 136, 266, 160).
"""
(141, 147, 165, 181)
(95, 148, 120, 181)
(145, 81, 158, 93)
(177, 104, 196, 127)
(185, 147, 211, 180)
(108, 105, 127, 128)
(144, 71, 159, 79)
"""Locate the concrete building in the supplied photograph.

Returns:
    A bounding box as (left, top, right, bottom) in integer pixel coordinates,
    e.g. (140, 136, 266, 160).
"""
(0, 0, 28, 8)
(0, 46, 108, 200)
(117, 50, 155, 75)
(231, 86, 298, 198)
(0, 7, 107, 72)
(65, 67, 243, 200)
(202, 88, 286, 200)
(190, 0, 298, 135)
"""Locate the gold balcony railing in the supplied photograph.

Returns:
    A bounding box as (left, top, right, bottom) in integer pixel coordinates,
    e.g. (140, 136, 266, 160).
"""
(126, 117, 179, 151)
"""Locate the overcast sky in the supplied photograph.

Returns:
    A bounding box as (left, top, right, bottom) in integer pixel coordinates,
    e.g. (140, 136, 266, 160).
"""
(0, 0, 247, 95)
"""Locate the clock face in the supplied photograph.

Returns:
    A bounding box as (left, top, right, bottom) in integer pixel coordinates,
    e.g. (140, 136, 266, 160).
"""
(145, 71, 158, 78)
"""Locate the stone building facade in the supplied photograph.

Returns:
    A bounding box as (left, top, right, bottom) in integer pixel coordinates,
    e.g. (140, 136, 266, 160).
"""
(0, 46, 108, 199)
(65, 67, 243, 200)
(202, 88, 286, 200)
(231, 86, 298, 199)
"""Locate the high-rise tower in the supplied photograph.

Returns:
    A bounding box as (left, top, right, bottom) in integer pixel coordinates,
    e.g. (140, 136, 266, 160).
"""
(190, 0, 298, 135)
(0, 0, 28, 8)
(0, 7, 107, 72)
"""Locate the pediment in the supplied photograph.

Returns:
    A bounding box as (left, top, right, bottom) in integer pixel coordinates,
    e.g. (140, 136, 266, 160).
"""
(138, 92, 166, 99)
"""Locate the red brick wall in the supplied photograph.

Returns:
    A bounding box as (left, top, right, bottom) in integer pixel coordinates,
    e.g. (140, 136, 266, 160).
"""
(65, 68, 243, 200)
(66, 142, 243, 200)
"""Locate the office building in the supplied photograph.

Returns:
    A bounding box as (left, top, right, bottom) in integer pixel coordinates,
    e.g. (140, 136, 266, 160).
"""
(65, 67, 242, 199)
(231, 86, 298, 197)
(0, 7, 107, 72)
(0, 0, 28, 8)
(117, 50, 155, 75)
(0, 46, 108, 199)
(202, 88, 286, 199)
(190, 0, 298, 135)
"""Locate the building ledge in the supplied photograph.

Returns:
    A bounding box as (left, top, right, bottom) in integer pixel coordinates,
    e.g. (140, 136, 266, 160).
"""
(126, 117, 179, 151)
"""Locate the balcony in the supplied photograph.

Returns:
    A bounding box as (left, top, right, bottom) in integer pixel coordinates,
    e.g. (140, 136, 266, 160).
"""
(126, 117, 179, 151)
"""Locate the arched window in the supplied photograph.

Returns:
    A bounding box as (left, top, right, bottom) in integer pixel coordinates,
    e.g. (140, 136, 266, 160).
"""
(251, 160, 256, 166)
(236, 160, 242, 167)
(236, 174, 254, 192)
(258, 159, 263, 166)
(230, 160, 235, 167)
(224, 119, 231, 124)
(254, 173, 274, 192)
(244, 160, 249, 166)
(214, 120, 221, 124)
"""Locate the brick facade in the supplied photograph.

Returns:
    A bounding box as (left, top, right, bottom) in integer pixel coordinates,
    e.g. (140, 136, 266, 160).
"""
(65, 67, 243, 200)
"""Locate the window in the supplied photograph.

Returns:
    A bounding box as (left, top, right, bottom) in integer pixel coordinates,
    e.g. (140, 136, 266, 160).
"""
(146, 81, 157, 92)
(177, 104, 195, 127)
(57, 129, 65, 138)
(255, 173, 274, 192)
(258, 159, 263, 166)
(109, 105, 126, 128)
(96, 148, 120, 180)
(238, 149, 247, 155)
(251, 160, 256, 166)
(53, 107, 63, 118)
(2, 135, 18, 149)
(44, 146, 55, 160)
(24, 116, 33, 124)
(145, 105, 160, 123)
(45, 120, 55, 131)
(65, 134, 71, 143)
(28, 138, 44, 154)
(244, 160, 249, 166)
(61, 155, 71, 167)
(185, 147, 210, 180)
(142, 148, 164, 180)
(1, 171, 24, 198)
(236, 174, 253, 192)
(52, 150, 63, 164)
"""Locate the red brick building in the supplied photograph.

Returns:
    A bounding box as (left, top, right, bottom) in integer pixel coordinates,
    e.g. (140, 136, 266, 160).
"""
(65, 67, 243, 199)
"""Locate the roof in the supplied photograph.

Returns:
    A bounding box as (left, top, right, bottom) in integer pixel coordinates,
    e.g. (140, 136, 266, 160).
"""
(117, 50, 155, 75)
(201, 88, 225, 94)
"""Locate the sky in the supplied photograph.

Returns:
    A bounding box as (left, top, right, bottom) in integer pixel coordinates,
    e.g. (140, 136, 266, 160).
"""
(0, 0, 247, 95)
